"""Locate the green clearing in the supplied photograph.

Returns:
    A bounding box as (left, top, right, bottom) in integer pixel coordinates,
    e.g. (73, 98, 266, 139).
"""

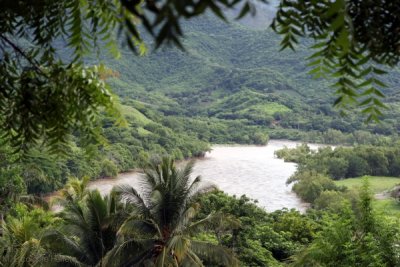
(373, 199, 400, 217)
(241, 102, 291, 116)
(137, 127, 152, 136)
(335, 176, 400, 216)
(335, 176, 400, 193)
(120, 105, 152, 125)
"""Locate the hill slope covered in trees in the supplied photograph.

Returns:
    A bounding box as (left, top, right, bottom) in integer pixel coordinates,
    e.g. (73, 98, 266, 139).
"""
(91, 14, 400, 145)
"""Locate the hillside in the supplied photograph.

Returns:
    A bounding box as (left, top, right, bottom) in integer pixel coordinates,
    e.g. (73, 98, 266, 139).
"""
(89, 14, 400, 144)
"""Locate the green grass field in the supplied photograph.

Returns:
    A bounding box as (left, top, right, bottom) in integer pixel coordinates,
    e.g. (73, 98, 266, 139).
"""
(121, 105, 152, 125)
(335, 176, 400, 216)
(373, 199, 400, 217)
(335, 176, 400, 193)
(242, 102, 291, 116)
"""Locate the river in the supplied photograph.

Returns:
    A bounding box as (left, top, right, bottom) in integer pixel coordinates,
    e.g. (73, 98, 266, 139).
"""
(88, 140, 320, 212)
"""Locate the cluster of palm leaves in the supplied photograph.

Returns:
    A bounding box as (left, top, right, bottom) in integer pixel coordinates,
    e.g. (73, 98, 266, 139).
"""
(0, 158, 239, 267)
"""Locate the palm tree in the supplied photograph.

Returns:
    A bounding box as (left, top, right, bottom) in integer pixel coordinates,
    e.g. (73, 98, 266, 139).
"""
(43, 178, 128, 266)
(58, 176, 91, 204)
(0, 215, 47, 267)
(0, 177, 84, 267)
(0, 209, 82, 267)
(104, 157, 239, 267)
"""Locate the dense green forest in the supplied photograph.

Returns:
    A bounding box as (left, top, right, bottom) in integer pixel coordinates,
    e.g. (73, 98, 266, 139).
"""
(98, 14, 400, 143)
(3, 1, 400, 266)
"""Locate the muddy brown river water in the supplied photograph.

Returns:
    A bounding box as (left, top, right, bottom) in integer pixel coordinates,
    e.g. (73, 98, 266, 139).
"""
(86, 140, 323, 212)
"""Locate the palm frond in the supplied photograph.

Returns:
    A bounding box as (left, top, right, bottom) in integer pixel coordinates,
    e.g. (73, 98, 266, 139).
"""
(175, 160, 195, 191)
(167, 235, 190, 263)
(3, 216, 38, 244)
(118, 217, 160, 238)
(54, 189, 124, 265)
(155, 247, 168, 267)
(42, 229, 91, 264)
(190, 240, 239, 267)
(86, 190, 108, 230)
(51, 254, 88, 267)
(115, 184, 151, 217)
(174, 204, 199, 233)
(61, 203, 90, 233)
(181, 249, 204, 267)
(144, 159, 165, 188)
(17, 239, 43, 267)
(60, 176, 90, 202)
(187, 179, 217, 203)
(102, 238, 154, 267)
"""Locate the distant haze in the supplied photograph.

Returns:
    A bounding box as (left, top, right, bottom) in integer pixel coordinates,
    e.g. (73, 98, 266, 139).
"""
(227, 0, 279, 29)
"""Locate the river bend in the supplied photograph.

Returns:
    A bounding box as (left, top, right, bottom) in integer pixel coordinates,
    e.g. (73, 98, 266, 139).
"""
(88, 140, 318, 211)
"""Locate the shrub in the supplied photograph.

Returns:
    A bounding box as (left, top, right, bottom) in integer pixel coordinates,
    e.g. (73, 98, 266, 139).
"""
(100, 159, 118, 178)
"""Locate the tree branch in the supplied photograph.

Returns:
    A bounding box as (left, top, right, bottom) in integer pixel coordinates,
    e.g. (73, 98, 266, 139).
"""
(0, 34, 47, 76)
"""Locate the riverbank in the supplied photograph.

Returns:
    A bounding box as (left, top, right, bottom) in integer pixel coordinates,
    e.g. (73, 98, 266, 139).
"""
(47, 140, 328, 211)
(77, 140, 316, 212)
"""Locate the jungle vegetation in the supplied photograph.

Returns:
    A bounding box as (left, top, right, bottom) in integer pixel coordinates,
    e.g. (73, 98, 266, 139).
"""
(2, 0, 400, 266)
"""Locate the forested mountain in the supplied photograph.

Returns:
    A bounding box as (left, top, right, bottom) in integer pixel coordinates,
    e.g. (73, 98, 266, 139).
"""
(89, 13, 400, 144)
